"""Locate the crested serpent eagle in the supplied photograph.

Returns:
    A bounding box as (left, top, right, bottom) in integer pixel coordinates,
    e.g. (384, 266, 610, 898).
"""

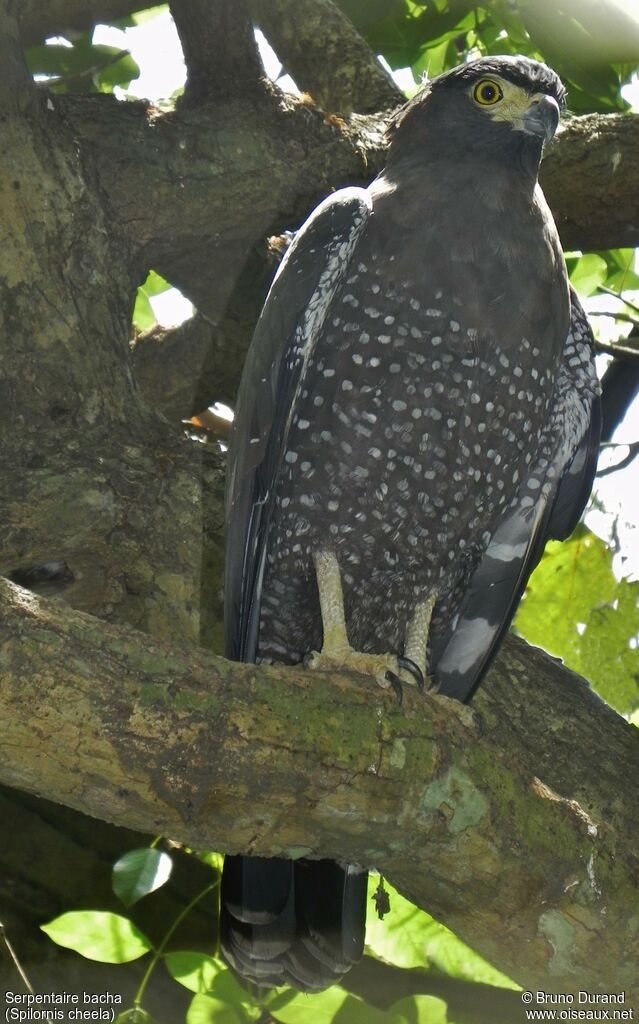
(219, 54, 601, 991)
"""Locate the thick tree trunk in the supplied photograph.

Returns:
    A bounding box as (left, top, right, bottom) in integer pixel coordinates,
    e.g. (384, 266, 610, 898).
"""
(0, 577, 637, 998)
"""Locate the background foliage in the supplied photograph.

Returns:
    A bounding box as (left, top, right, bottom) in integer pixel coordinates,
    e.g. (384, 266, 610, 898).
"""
(20, 1, 639, 1021)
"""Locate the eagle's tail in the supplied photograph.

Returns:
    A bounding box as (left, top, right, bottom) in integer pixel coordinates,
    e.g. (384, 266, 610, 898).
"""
(219, 855, 367, 991)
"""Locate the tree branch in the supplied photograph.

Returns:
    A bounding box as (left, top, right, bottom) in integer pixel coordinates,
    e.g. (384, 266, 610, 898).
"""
(0, 0, 37, 111)
(44, 89, 638, 454)
(132, 313, 252, 423)
(600, 330, 639, 441)
(1, 578, 637, 996)
(596, 440, 639, 476)
(542, 113, 639, 250)
(0, 52, 232, 643)
(169, 0, 263, 103)
(594, 338, 639, 361)
(131, 245, 274, 421)
(58, 90, 387, 313)
(20, 0, 400, 115)
(0, 426, 226, 647)
(60, 93, 639, 319)
(252, 0, 400, 113)
(131, 317, 219, 423)
(16, 0, 639, 270)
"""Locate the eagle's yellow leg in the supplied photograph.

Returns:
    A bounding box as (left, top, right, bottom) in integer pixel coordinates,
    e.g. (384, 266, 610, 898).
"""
(305, 549, 432, 693)
(403, 592, 436, 685)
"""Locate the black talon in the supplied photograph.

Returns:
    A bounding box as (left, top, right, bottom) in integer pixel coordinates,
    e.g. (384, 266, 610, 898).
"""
(397, 656, 425, 690)
(385, 671, 403, 706)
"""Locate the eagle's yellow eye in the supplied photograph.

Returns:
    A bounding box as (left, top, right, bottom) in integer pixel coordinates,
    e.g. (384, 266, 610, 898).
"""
(473, 79, 503, 106)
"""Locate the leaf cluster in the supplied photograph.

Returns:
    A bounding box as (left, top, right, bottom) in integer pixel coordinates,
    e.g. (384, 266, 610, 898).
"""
(336, 0, 638, 111)
(39, 853, 522, 1024)
(26, 37, 139, 95)
(515, 526, 639, 716)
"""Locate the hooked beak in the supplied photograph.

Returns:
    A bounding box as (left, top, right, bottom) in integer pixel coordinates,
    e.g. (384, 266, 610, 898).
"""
(523, 94, 560, 144)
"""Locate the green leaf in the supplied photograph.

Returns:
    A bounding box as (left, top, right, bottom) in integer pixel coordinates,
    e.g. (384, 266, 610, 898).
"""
(26, 39, 100, 77)
(486, 3, 532, 51)
(515, 527, 615, 662)
(599, 248, 639, 293)
(112, 3, 168, 29)
(388, 994, 449, 1024)
(578, 579, 639, 714)
(267, 988, 347, 1024)
(336, 0, 412, 39)
(198, 850, 225, 873)
(410, 5, 476, 50)
(96, 51, 140, 93)
(261, 990, 298, 1014)
(112, 848, 173, 907)
(474, 21, 523, 59)
(561, 78, 624, 115)
(26, 38, 138, 95)
(526, 0, 639, 66)
(132, 271, 172, 331)
(132, 291, 156, 332)
(131, 4, 170, 26)
(115, 1011, 152, 1024)
(515, 527, 639, 715)
(141, 270, 173, 297)
(567, 253, 608, 296)
(168, 954, 262, 1024)
(412, 40, 456, 81)
(165, 953, 246, 1000)
(267, 987, 393, 1024)
(166, 951, 220, 993)
(519, 2, 634, 112)
(186, 993, 260, 1024)
(41, 911, 152, 963)
(332, 995, 401, 1024)
(339, 0, 433, 69)
(365, 878, 517, 988)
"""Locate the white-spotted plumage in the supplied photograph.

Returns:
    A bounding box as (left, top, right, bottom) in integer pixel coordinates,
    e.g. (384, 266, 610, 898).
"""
(221, 54, 600, 995)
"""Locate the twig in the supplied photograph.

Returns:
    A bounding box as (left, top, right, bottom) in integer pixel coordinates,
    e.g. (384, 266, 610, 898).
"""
(596, 285, 639, 316)
(594, 338, 639, 360)
(0, 922, 54, 1024)
(589, 310, 639, 327)
(600, 441, 639, 448)
(596, 441, 639, 477)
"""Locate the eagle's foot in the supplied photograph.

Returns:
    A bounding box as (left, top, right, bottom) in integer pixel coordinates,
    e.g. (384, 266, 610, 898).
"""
(309, 550, 433, 703)
(303, 647, 423, 702)
(386, 657, 427, 705)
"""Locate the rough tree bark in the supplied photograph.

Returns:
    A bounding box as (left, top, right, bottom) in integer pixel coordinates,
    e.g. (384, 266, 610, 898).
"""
(1, 0, 638, 1002)
(1, 578, 638, 998)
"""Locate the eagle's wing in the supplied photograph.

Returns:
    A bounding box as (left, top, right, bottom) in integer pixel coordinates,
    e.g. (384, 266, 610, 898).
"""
(224, 187, 372, 662)
(221, 189, 372, 991)
(431, 289, 601, 702)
